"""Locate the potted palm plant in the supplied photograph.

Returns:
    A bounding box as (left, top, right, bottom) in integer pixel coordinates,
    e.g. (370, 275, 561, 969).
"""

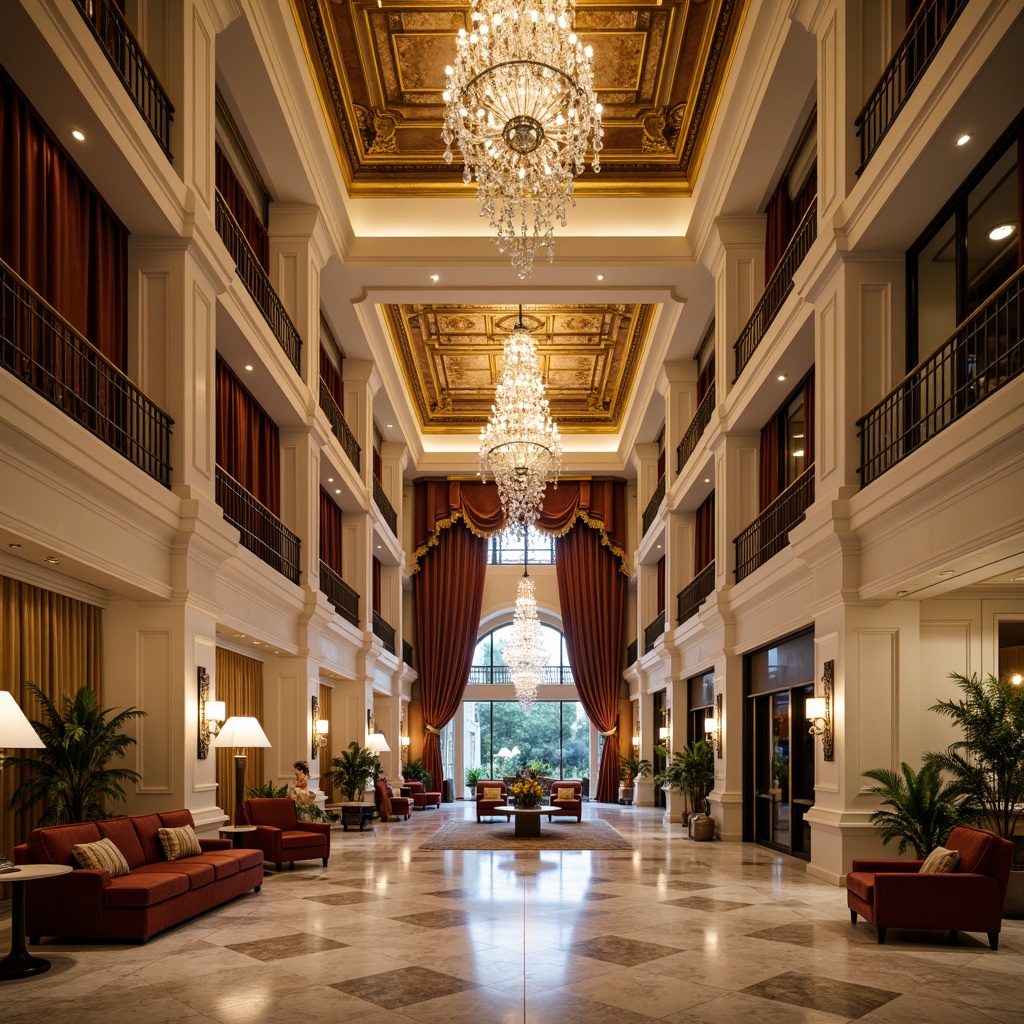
(618, 754, 652, 805)
(465, 765, 482, 799)
(326, 741, 381, 802)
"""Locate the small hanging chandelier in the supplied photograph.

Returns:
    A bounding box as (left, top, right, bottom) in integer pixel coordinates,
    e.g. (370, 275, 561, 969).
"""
(442, 0, 603, 278)
(479, 307, 562, 537)
(505, 558, 547, 714)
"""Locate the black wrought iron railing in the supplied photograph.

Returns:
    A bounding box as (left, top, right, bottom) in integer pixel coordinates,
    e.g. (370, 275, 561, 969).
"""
(467, 665, 574, 685)
(215, 193, 302, 374)
(373, 477, 398, 537)
(72, 0, 174, 160)
(403, 640, 414, 667)
(858, 267, 1024, 485)
(318, 378, 360, 472)
(855, 0, 970, 174)
(373, 610, 396, 655)
(0, 259, 173, 486)
(677, 381, 716, 474)
(677, 560, 715, 625)
(734, 467, 814, 583)
(642, 474, 666, 537)
(734, 199, 818, 382)
(643, 611, 666, 654)
(320, 561, 359, 627)
(216, 466, 300, 584)
(626, 639, 638, 667)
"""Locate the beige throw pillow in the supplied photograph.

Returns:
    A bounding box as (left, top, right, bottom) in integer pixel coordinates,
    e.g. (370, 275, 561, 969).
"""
(72, 837, 130, 877)
(482, 787, 502, 801)
(157, 824, 202, 861)
(556, 787, 576, 801)
(919, 846, 959, 873)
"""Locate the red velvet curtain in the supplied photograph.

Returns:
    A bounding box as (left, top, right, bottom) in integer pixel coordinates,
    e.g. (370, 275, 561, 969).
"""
(759, 416, 780, 511)
(0, 67, 128, 369)
(694, 491, 715, 572)
(215, 145, 268, 270)
(216, 357, 280, 514)
(372, 557, 382, 615)
(764, 177, 791, 280)
(413, 521, 488, 794)
(555, 523, 625, 803)
(319, 488, 343, 575)
(320, 348, 344, 412)
(696, 357, 715, 403)
(656, 557, 665, 614)
(803, 371, 815, 469)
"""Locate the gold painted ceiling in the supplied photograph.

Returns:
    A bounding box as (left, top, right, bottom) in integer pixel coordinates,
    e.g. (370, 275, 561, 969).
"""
(294, 0, 746, 196)
(384, 303, 652, 432)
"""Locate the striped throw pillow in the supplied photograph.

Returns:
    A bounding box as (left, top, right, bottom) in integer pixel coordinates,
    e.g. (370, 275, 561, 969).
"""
(72, 837, 130, 877)
(157, 825, 202, 861)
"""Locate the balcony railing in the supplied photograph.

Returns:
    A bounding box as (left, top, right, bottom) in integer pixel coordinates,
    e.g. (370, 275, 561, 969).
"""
(855, 0, 970, 174)
(72, 0, 173, 160)
(734, 467, 814, 583)
(403, 640, 414, 668)
(625, 639, 638, 667)
(318, 378, 360, 472)
(215, 193, 302, 374)
(677, 381, 716, 474)
(467, 665, 575, 685)
(677, 560, 715, 625)
(858, 266, 1024, 485)
(734, 199, 818, 381)
(643, 611, 666, 654)
(319, 561, 359, 627)
(373, 477, 398, 537)
(642, 474, 666, 537)
(216, 466, 300, 584)
(1, 259, 173, 486)
(373, 610, 396, 655)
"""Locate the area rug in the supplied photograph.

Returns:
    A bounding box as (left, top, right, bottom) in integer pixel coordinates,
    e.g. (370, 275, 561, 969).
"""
(419, 819, 634, 851)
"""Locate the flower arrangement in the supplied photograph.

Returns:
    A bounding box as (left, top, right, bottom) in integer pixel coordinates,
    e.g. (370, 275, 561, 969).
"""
(509, 777, 544, 809)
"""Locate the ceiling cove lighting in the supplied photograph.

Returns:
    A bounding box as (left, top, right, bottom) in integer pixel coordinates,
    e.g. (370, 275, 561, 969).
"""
(479, 306, 561, 536)
(442, 0, 603, 278)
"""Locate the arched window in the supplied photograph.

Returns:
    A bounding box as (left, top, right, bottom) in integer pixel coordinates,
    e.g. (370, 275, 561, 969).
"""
(470, 622, 572, 684)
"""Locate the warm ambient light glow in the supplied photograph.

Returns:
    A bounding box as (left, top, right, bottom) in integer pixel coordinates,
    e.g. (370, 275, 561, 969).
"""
(1013, 674, 1023, 686)
(211, 716, 272, 750)
(703, 715, 717, 733)
(71, 129, 85, 141)
(988, 224, 1015, 241)
(366, 732, 390, 753)
(806, 697, 827, 720)
(0, 691, 45, 749)
(956, 133, 971, 146)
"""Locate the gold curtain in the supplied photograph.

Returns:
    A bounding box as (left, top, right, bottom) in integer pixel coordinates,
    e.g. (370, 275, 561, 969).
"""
(318, 683, 332, 800)
(0, 575, 102, 858)
(214, 648, 264, 816)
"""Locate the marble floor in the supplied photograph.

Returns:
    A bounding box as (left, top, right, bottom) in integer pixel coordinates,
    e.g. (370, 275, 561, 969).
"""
(3, 803, 1022, 1024)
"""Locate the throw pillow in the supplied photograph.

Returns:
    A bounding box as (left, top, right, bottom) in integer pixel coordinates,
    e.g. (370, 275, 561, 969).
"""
(157, 824, 202, 861)
(72, 837, 130, 877)
(556, 787, 576, 801)
(919, 846, 959, 873)
(482, 787, 502, 801)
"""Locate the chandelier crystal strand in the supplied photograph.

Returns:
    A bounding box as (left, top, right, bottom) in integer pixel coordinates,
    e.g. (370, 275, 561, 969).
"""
(479, 316, 562, 537)
(443, 0, 603, 278)
(505, 573, 547, 714)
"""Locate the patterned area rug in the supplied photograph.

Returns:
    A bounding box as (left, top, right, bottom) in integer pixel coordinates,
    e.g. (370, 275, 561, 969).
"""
(419, 819, 634, 851)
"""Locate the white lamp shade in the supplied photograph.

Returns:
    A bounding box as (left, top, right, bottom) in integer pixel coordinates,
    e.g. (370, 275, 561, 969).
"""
(631, 735, 640, 747)
(204, 700, 226, 722)
(366, 732, 390, 753)
(805, 697, 827, 720)
(211, 716, 271, 749)
(315, 719, 329, 736)
(0, 691, 44, 748)
(659, 727, 669, 740)
(704, 715, 717, 734)
(400, 735, 411, 747)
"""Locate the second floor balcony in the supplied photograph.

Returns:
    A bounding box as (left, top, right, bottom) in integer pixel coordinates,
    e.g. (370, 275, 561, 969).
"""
(677, 381, 716, 475)
(319, 561, 359, 627)
(318, 378, 360, 472)
(372, 610, 396, 655)
(373, 477, 398, 537)
(734, 467, 814, 583)
(643, 611, 666, 654)
(642, 474, 666, 537)
(677, 560, 715, 625)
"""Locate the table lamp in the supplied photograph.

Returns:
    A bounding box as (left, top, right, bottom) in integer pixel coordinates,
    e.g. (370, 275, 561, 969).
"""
(211, 716, 271, 823)
(0, 691, 44, 765)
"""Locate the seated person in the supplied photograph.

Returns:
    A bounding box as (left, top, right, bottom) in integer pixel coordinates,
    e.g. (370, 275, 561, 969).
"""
(290, 759, 335, 822)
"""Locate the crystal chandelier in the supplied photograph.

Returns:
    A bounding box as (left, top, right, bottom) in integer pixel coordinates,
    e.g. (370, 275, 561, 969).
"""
(442, 0, 603, 278)
(479, 308, 562, 537)
(505, 568, 547, 714)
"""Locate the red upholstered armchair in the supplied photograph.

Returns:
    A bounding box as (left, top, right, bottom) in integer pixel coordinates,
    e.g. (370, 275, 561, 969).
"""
(404, 780, 441, 809)
(546, 780, 583, 822)
(847, 825, 1014, 949)
(476, 780, 510, 822)
(376, 779, 413, 821)
(239, 798, 331, 872)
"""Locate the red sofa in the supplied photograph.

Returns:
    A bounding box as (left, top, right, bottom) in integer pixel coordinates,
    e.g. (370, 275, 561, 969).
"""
(546, 780, 583, 822)
(239, 798, 331, 870)
(13, 809, 263, 943)
(847, 825, 1014, 949)
(404, 780, 441, 809)
(376, 779, 413, 820)
(476, 780, 511, 822)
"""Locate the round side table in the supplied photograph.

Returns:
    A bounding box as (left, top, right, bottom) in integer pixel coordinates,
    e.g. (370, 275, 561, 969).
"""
(0, 863, 72, 980)
(218, 825, 257, 849)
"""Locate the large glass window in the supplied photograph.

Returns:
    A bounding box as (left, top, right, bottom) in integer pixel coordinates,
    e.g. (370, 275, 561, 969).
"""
(470, 622, 572, 684)
(488, 524, 556, 564)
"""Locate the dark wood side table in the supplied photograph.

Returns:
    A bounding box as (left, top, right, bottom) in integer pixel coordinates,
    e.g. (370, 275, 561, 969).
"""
(218, 825, 257, 849)
(0, 864, 72, 980)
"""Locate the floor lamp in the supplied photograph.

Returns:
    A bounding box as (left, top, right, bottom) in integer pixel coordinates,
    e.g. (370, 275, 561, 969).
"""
(211, 716, 271, 824)
(0, 691, 45, 766)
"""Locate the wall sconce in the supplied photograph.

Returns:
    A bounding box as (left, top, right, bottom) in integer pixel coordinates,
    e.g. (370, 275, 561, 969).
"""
(807, 660, 835, 761)
(197, 667, 225, 760)
(631, 733, 640, 749)
(658, 726, 669, 742)
(704, 693, 723, 758)
(311, 695, 328, 758)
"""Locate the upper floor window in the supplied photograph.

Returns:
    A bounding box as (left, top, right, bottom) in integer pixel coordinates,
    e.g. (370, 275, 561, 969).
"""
(488, 523, 555, 565)
(470, 622, 572, 684)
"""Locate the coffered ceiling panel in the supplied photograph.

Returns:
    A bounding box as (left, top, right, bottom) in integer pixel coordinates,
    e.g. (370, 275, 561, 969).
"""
(294, 0, 747, 195)
(383, 303, 653, 432)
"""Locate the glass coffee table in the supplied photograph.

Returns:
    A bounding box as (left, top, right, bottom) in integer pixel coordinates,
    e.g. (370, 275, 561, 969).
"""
(494, 805, 556, 838)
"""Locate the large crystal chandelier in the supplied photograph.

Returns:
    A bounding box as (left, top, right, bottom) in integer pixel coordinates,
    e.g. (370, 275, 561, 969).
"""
(479, 309, 562, 537)
(505, 568, 548, 714)
(442, 0, 603, 278)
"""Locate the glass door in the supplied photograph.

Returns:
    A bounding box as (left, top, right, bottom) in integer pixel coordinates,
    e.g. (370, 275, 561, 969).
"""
(753, 691, 791, 851)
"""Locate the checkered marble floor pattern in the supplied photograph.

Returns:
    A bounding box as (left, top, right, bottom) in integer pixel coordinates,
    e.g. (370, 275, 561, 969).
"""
(3, 803, 1023, 1024)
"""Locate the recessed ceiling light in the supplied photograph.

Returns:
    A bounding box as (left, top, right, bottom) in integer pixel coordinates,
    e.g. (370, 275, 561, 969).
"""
(328, 477, 334, 483)
(387, 423, 393, 429)
(8, 542, 21, 549)
(704, 478, 710, 484)
(377, 544, 382, 549)
(956, 133, 971, 146)
(777, 374, 786, 381)
(792, 449, 804, 457)
(656, 544, 662, 549)
(1014, 574, 1024, 582)
(44, 556, 59, 564)
(597, 274, 604, 281)
(72, 129, 85, 142)
(335, 489, 341, 494)
(253, 640, 261, 645)
(989, 224, 1015, 241)
(244, 364, 253, 371)
(430, 274, 439, 282)
(938, 570, 956, 577)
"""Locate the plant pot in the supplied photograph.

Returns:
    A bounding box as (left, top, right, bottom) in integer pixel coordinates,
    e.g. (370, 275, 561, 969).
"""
(688, 814, 715, 841)
(618, 785, 632, 804)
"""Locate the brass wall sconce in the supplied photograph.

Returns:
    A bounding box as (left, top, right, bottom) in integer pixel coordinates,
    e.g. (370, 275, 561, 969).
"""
(806, 660, 835, 761)
(704, 693, 723, 758)
(197, 667, 225, 759)
(311, 695, 328, 759)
